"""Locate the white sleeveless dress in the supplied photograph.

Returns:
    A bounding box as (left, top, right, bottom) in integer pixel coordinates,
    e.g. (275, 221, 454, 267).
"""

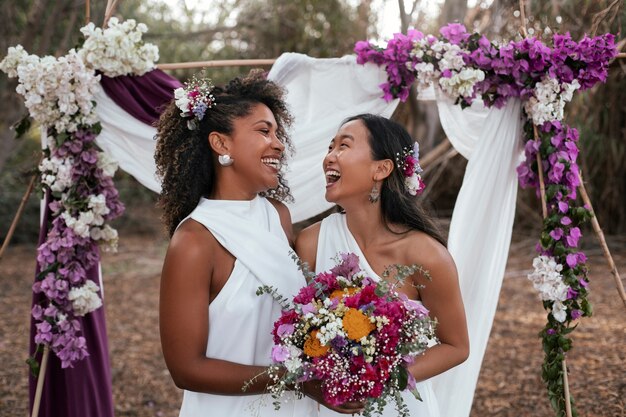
(177, 196, 318, 417)
(316, 213, 440, 417)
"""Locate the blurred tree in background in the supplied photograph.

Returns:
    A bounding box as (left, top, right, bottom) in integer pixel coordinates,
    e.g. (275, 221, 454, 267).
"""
(0, 0, 624, 244)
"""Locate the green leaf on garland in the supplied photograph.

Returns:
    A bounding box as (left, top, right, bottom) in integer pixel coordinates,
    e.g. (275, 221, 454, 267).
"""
(26, 357, 40, 377)
(581, 299, 593, 316)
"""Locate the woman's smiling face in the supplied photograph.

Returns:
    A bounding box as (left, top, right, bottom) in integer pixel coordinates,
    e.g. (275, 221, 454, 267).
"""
(224, 102, 285, 193)
(323, 119, 378, 205)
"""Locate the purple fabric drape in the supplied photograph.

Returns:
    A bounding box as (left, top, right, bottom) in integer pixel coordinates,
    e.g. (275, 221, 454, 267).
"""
(99, 68, 182, 126)
(29, 195, 114, 417)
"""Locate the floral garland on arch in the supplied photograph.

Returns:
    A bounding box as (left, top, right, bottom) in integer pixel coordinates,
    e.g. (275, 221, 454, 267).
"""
(354, 23, 616, 416)
(0, 18, 159, 369)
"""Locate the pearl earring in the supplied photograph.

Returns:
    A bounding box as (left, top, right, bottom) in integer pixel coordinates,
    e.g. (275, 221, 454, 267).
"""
(218, 154, 234, 166)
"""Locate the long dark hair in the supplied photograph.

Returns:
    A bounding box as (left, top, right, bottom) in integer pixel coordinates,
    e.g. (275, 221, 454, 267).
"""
(155, 69, 294, 236)
(342, 113, 446, 247)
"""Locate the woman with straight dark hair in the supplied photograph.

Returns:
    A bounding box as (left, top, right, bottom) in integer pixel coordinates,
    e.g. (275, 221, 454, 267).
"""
(296, 113, 469, 417)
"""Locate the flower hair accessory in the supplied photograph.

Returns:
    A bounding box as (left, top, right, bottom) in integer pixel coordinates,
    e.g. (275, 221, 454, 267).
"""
(174, 72, 216, 130)
(396, 142, 425, 196)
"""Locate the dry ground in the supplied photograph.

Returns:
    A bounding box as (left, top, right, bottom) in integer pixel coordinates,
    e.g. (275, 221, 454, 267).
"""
(1, 224, 625, 417)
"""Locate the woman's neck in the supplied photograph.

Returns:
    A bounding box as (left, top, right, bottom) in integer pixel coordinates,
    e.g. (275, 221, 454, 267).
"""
(210, 171, 258, 201)
(343, 203, 391, 249)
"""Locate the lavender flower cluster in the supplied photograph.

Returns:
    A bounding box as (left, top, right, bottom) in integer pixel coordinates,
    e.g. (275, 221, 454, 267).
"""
(34, 127, 124, 368)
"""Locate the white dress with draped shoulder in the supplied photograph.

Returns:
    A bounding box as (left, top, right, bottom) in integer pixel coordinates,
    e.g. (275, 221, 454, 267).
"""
(316, 213, 440, 417)
(177, 196, 318, 417)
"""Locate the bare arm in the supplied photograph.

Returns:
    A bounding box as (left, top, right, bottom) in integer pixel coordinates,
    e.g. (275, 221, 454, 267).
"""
(159, 221, 272, 394)
(408, 238, 469, 381)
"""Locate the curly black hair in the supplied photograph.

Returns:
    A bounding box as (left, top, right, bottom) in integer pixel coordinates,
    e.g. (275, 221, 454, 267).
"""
(155, 69, 294, 236)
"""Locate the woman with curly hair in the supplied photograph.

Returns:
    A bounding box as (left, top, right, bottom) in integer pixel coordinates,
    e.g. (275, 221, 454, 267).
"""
(155, 70, 361, 417)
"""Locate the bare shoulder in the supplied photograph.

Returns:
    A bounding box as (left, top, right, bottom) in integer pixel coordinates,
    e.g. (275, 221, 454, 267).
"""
(295, 221, 322, 271)
(267, 198, 294, 246)
(166, 219, 218, 268)
(402, 231, 457, 280)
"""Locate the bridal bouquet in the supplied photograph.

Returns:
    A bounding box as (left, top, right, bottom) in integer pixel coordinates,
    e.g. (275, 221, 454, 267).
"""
(258, 252, 437, 417)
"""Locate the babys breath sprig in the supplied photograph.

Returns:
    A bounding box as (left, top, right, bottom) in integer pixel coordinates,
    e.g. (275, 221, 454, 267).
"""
(395, 142, 425, 196)
(174, 71, 216, 130)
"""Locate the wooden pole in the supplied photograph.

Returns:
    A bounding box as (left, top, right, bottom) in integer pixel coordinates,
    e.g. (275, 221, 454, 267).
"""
(157, 59, 276, 70)
(30, 345, 50, 417)
(103, 0, 120, 27)
(420, 137, 452, 168)
(85, 0, 90, 25)
(577, 173, 626, 308)
(0, 171, 38, 262)
(533, 125, 548, 218)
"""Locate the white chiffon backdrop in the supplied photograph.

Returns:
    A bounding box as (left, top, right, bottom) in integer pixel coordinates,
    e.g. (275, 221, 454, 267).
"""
(431, 97, 523, 417)
(93, 53, 524, 417)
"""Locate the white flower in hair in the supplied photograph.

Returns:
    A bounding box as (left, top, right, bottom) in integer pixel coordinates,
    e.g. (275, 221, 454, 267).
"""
(396, 142, 425, 196)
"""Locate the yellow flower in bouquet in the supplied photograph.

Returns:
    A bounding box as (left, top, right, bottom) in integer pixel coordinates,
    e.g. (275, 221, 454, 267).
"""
(343, 308, 375, 341)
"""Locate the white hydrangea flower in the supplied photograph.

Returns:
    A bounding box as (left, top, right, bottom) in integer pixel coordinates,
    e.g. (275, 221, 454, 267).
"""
(88, 194, 110, 216)
(68, 280, 102, 316)
(78, 17, 159, 77)
(551, 301, 567, 323)
(438, 67, 485, 98)
(96, 151, 119, 178)
(1, 47, 99, 132)
(527, 255, 570, 306)
(524, 76, 581, 125)
(0, 45, 30, 77)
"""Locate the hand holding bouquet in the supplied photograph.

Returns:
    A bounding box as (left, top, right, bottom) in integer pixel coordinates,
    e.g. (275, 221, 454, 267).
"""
(258, 252, 437, 417)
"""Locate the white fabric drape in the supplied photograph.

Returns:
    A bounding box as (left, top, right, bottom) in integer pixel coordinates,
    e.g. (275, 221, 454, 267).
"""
(93, 54, 524, 417)
(94, 88, 161, 192)
(267, 53, 398, 221)
(429, 96, 523, 417)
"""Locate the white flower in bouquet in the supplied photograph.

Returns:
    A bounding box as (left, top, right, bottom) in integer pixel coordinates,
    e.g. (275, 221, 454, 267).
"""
(3, 48, 99, 132)
(91, 224, 119, 252)
(39, 156, 75, 193)
(412, 62, 440, 88)
(438, 67, 485, 98)
(61, 211, 90, 238)
(551, 300, 567, 323)
(0, 45, 24, 76)
(88, 194, 111, 217)
(68, 280, 102, 316)
(79, 17, 159, 77)
(97, 151, 119, 178)
(439, 43, 465, 72)
(528, 255, 572, 322)
(524, 76, 581, 125)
